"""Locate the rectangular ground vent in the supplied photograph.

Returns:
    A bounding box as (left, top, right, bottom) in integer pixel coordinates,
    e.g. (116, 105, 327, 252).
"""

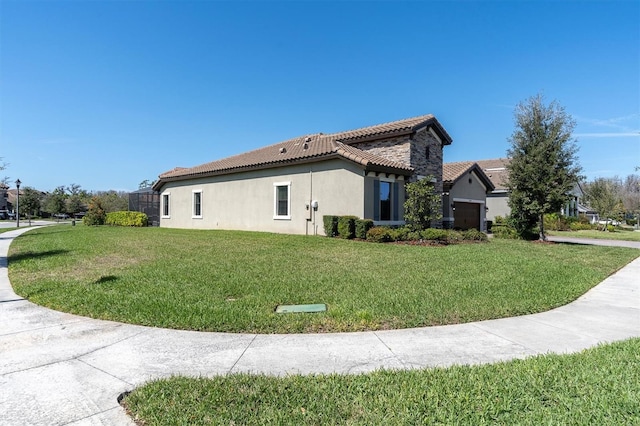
(275, 304, 327, 313)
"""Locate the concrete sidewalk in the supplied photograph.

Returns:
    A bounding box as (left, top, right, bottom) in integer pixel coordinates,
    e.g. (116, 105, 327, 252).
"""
(1, 227, 638, 426)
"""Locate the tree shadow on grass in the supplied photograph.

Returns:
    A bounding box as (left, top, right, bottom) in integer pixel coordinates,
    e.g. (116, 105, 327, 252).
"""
(4, 249, 70, 266)
(94, 275, 118, 285)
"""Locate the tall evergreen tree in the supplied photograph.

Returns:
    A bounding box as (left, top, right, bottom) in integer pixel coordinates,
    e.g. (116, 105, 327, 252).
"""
(506, 94, 582, 240)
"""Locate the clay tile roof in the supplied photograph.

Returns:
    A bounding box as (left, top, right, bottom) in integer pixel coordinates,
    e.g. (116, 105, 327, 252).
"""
(474, 158, 510, 191)
(154, 114, 449, 188)
(443, 161, 495, 192)
(332, 114, 452, 145)
(443, 161, 477, 183)
(157, 133, 413, 183)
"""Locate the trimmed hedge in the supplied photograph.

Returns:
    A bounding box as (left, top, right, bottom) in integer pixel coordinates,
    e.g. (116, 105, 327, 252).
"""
(365, 226, 488, 244)
(491, 224, 519, 239)
(105, 211, 148, 227)
(323, 215, 339, 237)
(337, 216, 358, 239)
(365, 226, 395, 243)
(355, 219, 374, 239)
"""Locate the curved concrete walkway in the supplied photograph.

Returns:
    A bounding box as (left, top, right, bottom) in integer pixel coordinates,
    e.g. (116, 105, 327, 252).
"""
(1, 226, 639, 426)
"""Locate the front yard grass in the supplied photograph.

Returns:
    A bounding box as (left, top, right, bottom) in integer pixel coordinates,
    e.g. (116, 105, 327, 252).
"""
(122, 338, 640, 425)
(548, 229, 640, 242)
(8, 225, 639, 333)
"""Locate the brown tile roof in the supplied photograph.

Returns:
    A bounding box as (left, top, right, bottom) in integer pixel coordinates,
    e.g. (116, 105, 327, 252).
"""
(474, 158, 510, 191)
(443, 161, 495, 191)
(332, 114, 452, 145)
(443, 161, 476, 183)
(157, 134, 413, 182)
(156, 114, 450, 187)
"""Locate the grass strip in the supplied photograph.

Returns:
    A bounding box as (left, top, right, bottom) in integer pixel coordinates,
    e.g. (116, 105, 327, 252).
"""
(122, 338, 640, 425)
(548, 229, 640, 242)
(8, 225, 639, 333)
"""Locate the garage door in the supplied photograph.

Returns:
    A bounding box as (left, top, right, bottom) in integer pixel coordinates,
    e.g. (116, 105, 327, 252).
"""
(454, 202, 480, 230)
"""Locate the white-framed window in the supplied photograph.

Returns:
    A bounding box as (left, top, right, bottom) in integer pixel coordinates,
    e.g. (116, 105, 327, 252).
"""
(273, 182, 291, 220)
(192, 190, 203, 218)
(161, 192, 170, 218)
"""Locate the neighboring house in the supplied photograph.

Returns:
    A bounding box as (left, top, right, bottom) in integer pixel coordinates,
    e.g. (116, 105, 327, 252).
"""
(475, 158, 590, 222)
(442, 161, 495, 231)
(0, 183, 9, 218)
(475, 158, 510, 222)
(153, 114, 453, 235)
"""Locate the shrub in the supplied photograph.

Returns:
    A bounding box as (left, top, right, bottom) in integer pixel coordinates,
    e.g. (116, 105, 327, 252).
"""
(626, 218, 637, 226)
(494, 215, 505, 225)
(543, 213, 571, 231)
(322, 215, 339, 237)
(606, 225, 616, 233)
(570, 221, 593, 231)
(105, 211, 148, 227)
(420, 228, 448, 243)
(445, 230, 464, 244)
(83, 197, 106, 226)
(404, 176, 442, 231)
(355, 219, 374, 239)
(462, 229, 488, 241)
(492, 224, 519, 239)
(366, 227, 395, 243)
(337, 216, 358, 239)
(391, 227, 412, 241)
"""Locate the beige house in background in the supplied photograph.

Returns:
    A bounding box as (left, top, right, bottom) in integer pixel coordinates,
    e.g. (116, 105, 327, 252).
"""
(473, 158, 588, 223)
(475, 158, 510, 221)
(153, 115, 452, 235)
(442, 161, 495, 231)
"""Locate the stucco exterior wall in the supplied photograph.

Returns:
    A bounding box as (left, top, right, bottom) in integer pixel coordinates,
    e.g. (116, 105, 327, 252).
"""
(443, 171, 489, 230)
(159, 159, 366, 235)
(486, 192, 510, 221)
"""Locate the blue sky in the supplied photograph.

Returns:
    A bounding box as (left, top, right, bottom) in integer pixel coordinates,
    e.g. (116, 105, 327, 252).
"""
(1, 0, 638, 192)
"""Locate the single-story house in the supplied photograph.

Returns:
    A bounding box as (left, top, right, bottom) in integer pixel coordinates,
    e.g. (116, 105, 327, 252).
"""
(474, 158, 591, 222)
(442, 161, 495, 231)
(475, 158, 510, 222)
(0, 183, 9, 219)
(153, 114, 452, 235)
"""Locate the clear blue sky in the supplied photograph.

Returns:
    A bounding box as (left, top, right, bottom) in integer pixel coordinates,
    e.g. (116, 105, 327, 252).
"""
(1, 0, 638, 192)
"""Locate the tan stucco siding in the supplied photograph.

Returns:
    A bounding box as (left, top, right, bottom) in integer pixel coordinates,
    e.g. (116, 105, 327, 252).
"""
(159, 159, 365, 235)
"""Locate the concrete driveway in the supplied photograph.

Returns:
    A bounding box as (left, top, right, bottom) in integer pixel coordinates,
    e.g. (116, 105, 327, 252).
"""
(1, 226, 639, 425)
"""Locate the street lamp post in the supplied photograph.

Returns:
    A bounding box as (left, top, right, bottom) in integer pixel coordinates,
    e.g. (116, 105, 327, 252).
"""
(15, 179, 21, 228)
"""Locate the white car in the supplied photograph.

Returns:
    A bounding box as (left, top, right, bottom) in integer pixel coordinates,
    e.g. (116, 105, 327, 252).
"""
(597, 219, 620, 226)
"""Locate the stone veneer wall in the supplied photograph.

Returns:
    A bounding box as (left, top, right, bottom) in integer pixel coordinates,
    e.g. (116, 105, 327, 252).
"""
(351, 135, 412, 168)
(350, 127, 444, 228)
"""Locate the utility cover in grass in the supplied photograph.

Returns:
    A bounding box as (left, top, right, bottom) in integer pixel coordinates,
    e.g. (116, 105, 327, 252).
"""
(275, 304, 327, 313)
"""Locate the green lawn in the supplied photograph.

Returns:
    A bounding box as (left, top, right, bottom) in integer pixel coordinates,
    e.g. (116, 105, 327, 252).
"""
(548, 229, 640, 242)
(122, 338, 640, 425)
(8, 225, 638, 333)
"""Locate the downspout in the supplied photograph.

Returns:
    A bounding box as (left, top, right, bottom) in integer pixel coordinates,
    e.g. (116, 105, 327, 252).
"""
(310, 169, 315, 235)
